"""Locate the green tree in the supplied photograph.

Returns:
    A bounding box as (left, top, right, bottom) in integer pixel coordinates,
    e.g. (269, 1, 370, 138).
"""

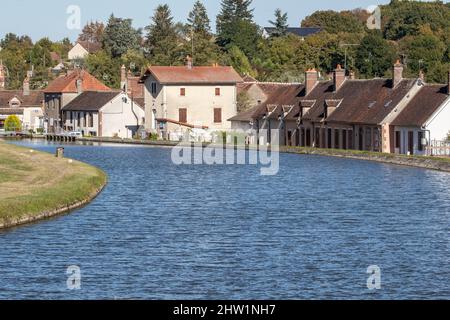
(4, 115, 22, 132)
(225, 46, 254, 75)
(216, 0, 261, 57)
(355, 31, 397, 78)
(121, 49, 148, 74)
(103, 15, 141, 58)
(0, 33, 33, 89)
(145, 4, 181, 65)
(269, 9, 289, 37)
(85, 50, 121, 88)
(301, 10, 365, 34)
(188, 1, 211, 36)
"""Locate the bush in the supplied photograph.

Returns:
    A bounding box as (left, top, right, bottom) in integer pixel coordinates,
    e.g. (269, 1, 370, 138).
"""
(4, 115, 21, 132)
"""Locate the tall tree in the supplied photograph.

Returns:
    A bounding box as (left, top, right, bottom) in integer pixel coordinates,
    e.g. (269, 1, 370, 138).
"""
(216, 0, 260, 57)
(78, 21, 105, 43)
(269, 9, 289, 37)
(145, 4, 180, 65)
(103, 15, 141, 58)
(187, 1, 211, 36)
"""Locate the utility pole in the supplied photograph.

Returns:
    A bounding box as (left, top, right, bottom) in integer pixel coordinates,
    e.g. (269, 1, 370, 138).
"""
(340, 43, 360, 72)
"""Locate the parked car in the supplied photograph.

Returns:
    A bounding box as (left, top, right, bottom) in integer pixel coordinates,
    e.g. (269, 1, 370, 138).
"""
(68, 131, 83, 138)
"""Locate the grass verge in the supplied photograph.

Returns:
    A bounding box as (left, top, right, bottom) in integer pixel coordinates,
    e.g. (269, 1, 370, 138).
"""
(0, 142, 107, 228)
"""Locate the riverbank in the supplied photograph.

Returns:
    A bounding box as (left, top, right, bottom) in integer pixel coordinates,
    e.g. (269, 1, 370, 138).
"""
(78, 137, 450, 173)
(0, 142, 107, 229)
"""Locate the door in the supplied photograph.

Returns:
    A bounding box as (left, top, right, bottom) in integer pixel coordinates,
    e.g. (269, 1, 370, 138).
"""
(408, 131, 414, 155)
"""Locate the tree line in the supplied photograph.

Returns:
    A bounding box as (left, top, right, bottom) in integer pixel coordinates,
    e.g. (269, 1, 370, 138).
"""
(0, 0, 449, 90)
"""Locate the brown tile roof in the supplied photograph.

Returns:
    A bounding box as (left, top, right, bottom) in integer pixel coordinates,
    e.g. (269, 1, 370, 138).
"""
(230, 84, 304, 121)
(391, 84, 449, 127)
(141, 66, 243, 84)
(77, 41, 102, 54)
(0, 90, 44, 108)
(0, 108, 24, 115)
(127, 76, 145, 98)
(62, 91, 120, 111)
(44, 70, 111, 93)
(303, 79, 417, 125)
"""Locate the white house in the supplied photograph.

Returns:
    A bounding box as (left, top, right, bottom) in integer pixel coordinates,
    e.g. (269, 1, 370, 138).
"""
(391, 80, 450, 156)
(68, 41, 102, 61)
(61, 91, 145, 138)
(140, 60, 243, 140)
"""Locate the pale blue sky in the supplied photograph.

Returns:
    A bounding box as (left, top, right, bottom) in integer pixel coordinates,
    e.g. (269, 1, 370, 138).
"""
(2, 0, 394, 41)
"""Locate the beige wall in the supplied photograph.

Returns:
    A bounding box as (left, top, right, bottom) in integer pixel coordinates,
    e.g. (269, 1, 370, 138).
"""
(68, 43, 89, 60)
(144, 74, 238, 136)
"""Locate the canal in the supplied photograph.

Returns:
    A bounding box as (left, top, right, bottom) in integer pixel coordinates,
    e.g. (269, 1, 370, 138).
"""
(0, 140, 449, 299)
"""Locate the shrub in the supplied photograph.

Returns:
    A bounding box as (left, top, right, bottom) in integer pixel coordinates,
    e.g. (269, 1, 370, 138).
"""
(4, 115, 22, 132)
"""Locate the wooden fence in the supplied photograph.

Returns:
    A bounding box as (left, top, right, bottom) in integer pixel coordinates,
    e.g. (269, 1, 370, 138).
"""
(426, 140, 450, 157)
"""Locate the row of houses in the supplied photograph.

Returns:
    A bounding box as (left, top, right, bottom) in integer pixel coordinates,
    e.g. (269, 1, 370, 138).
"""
(1, 57, 449, 156)
(230, 62, 450, 156)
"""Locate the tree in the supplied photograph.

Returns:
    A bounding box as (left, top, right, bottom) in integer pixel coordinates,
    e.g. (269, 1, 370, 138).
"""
(301, 10, 365, 34)
(187, 1, 211, 36)
(4, 115, 21, 132)
(225, 46, 254, 76)
(216, 0, 260, 56)
(446, 131, 450, 142)
(145, 4, 181, 65)
(85, 50, 121, 88)
(103, 15, 141, 58)
(269, 9, 288, 37)
(355, 31, 397, 78)
(78, 21, 105, 43)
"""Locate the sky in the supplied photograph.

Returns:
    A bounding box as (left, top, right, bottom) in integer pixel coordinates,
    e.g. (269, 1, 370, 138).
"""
(1, 0, 395, 42)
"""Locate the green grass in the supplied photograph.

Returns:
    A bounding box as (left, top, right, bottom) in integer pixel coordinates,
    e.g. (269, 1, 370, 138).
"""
(0, 142, 107, 227)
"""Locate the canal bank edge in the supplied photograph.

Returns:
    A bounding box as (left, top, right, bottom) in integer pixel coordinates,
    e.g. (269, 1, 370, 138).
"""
(77, 137, 450, 173)
(0, 142, 107, 230)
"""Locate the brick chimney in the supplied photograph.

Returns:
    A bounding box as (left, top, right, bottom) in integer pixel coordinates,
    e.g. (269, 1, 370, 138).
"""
(418, 70, 425, 82)
(186, 55, 193, 70)
(447, 70, 450, 95)
(333, 64, 345, 92)
(393, 60, 403, 88)
(120, 65, 127, 92)
(23, 77, 30, 96)
(349, 71, 355, 80)
(0, 62, 5, 90)
(305, 69, 318, 96)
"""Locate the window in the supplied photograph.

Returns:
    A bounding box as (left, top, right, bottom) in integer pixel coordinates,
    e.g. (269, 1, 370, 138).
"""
(179, 108, 187, 123)
(151, 82, 157, 95)
(214, 108, 222, 123)
(335, 129, 340, 149)
(418, 131, 424, 152)
(215, 88, 221, 96)
(180, 88, 186, 96)
(395, 131, 401, 149)
(89, 113, 94, 127)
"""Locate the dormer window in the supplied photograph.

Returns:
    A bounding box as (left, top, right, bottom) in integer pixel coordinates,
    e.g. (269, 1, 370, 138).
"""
(9, 97, 21, 108)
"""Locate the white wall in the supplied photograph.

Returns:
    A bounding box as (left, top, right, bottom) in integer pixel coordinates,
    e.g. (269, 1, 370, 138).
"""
(68, 43, 89, 60)
(425, 98, 450, 141)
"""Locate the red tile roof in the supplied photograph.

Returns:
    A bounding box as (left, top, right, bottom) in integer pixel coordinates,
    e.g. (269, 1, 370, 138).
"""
(141, 66, 243, 84)
(391, 84, 449, 127)
(44, 70, 111, 93)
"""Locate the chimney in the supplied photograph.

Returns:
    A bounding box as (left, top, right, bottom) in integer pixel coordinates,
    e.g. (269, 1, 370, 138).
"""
(305, 69, 318, 96)
(186, 55, 193, 70)
(120, 65, 127, 92)
(349, 71, 355, 80)
(333, 64, 345, 92)
(76, 78, 83, 95)
(418, 70, 425, 82)
(393, 60, 403, 88)
(0, 62, 5, 90)
(447, 70, 450, 95)
(23, 77, 30, 96)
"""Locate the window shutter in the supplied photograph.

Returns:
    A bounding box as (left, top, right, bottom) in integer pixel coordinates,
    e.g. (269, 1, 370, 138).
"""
(214, 108, 222, 123)
(179, 108, 187, 123)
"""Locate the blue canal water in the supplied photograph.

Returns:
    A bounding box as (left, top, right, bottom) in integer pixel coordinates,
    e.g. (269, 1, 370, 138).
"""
(0, 140, 449, 300)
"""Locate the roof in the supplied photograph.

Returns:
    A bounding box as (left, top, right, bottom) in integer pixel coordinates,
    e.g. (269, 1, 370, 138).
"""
(0, 108, 24, 115)
(0, 90, 44, 108)
(391, 84, 449, 127)
(303, 79, 417, 125)
(50, 52, 61, 62)
(230, 84, 304, 121)
(44, 70, 111, 93)
(76, 41, 102, 54)
(62, 91, 120, 111)
(141, 66, 243, 84)
(264, 27, 322, 37)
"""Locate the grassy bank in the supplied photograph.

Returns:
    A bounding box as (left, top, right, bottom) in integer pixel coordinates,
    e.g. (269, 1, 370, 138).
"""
(0, 142, 107, 229)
